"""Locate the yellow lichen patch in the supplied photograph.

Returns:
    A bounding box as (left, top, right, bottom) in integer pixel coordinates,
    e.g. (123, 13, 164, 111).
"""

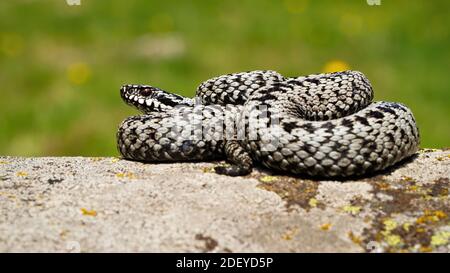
(374, 232, 384, 242)
(202, 167, 215, 173)
(430, 231, 450, 247)
(434, 210, 448, 219)
(402, 223, 412, 232)
(416, 227, 426, 233)
(81, 208, 97, 217)
(342, 205, 361, 215)
(439, 188, 449, 196)
(16, 171, 28, 177)
(422, 195, 433, 201)
(308, 198, 318, 208)
(281, 227, 299, 240)
(260, 175, 278, 183)
(416, 210, 448, 224)
(385, 234, 403, 247)
(90, 157, 103, 162)
(322, 60, 350, 73)
(416, 215, 436, 224)
(0, 160, 9, 164)
(419, 246, 433, 253)
(376, 181, 391, 190)
(383, 219, 398, 232)
(111, 158, 120, 163)
(115, 172, 136, 179)
(407, 185, 421, 192)
(400, 176, 414, 182)
(348, 231, 362, 245)
(320, 223, 332, 231)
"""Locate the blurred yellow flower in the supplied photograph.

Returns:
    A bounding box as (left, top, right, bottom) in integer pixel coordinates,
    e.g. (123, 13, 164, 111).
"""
(0, 32, 24, 57)
(67, 62, 91, 85)
(283, 0, 309, 14)
(323, 60, 350, 73)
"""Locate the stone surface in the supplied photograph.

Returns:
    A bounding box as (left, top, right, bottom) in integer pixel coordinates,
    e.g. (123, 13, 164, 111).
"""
(0, 149, 449, 253)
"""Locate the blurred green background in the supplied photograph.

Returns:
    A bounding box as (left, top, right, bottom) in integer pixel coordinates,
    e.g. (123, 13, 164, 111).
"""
(0, 0, 448, 156)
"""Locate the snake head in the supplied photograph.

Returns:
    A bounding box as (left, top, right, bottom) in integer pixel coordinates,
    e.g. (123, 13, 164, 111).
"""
(120, 84, 192, 113)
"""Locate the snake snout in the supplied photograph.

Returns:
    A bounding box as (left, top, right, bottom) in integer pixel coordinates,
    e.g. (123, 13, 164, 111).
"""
(120, 84, 136, 101)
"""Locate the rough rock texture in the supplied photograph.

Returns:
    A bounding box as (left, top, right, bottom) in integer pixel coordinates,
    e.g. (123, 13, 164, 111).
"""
(0, 149, 449, 253)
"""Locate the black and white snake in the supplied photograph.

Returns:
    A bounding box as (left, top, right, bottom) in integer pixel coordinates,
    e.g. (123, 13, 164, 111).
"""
(117, 70, 420, 177)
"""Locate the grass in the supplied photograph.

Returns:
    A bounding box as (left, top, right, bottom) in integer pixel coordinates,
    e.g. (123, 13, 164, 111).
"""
(0, 0, 448, 156)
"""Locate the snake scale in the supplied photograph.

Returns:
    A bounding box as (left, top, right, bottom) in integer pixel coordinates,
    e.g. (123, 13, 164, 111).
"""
(117, 70, 420, 177)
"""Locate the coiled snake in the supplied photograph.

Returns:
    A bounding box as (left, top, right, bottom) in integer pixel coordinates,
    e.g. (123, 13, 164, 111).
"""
(117, 70, 420, 177)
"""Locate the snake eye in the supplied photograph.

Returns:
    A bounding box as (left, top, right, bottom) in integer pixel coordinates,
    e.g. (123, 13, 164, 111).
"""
(140, 88, 154, 97)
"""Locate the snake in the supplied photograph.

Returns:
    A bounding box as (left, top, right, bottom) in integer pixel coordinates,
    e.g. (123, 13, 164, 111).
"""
(117, 70, 420, 177)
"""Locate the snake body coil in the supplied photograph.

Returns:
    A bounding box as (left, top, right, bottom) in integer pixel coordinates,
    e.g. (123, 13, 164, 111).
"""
(117, 70, 420, 177)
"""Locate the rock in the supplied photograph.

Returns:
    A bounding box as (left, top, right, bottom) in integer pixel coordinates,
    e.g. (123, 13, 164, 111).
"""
(0, 149, 449, 252)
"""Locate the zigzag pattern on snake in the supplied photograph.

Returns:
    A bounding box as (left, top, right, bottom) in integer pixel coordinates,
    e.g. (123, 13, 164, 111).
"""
(117, 70, 420, 177)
